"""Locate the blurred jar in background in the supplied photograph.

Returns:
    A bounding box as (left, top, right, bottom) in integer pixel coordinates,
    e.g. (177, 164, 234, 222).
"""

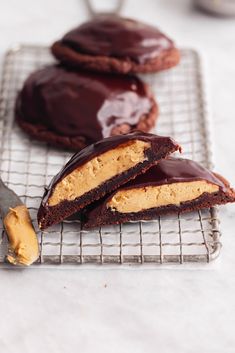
(194, 0, 235, 16)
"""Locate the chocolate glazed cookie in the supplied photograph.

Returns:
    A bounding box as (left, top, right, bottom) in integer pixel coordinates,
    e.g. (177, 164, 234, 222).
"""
(51, 15, 180, 74)
(15, 65, 158, 150)
(83, 158, 235, 228)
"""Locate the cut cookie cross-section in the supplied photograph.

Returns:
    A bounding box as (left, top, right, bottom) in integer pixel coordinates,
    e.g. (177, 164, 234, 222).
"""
(38, 132, 181, 229)
(83, 158, 235, 228)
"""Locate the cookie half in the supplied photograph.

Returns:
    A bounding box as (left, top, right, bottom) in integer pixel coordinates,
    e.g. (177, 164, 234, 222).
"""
(15, 65, 158, 150)
(83, 158, 235, 228)
(38, 132, 180, 229)
(51, 15, 180, 74)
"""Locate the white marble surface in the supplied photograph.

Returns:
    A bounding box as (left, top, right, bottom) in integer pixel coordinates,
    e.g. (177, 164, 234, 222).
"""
(0, 0, 235, 352)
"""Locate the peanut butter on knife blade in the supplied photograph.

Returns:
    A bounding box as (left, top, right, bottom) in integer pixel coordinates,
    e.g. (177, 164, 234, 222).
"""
(4, 205, 39, 266)
(0, 179, 39, 266)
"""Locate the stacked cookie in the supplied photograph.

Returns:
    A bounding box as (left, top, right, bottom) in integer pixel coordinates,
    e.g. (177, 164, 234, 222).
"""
(38, 132, 235, 229)
(15, 16, 180, 149)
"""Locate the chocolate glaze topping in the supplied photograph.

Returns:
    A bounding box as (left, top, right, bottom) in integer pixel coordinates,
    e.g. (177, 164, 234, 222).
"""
(119, 158, 227, 192)
(61, 16, 175, 64)
(41, 132, 180, 206)
(16, 65, 153, 142)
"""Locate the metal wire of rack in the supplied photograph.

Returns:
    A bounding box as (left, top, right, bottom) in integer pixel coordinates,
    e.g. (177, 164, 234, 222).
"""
(0, 45, 221, 266)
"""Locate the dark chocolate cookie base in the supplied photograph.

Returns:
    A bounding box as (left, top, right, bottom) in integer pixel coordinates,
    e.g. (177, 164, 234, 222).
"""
(51, 41, 180, 74)
(16, 95, 158, 151)
(38, 142, 178, 230)
(83, 189, 235, 229)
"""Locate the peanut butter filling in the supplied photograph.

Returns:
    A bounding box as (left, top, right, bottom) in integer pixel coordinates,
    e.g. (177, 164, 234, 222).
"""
(48, 140, 150, 206)
(107, 181, 219, 213)
(4, 205, 39, 266)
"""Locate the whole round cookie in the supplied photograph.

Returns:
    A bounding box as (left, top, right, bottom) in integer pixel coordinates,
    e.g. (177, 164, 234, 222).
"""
(15, 65, 158, 150)
(51, 15, 180, 74)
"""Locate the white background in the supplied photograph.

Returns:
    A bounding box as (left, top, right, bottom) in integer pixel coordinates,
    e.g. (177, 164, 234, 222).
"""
(0, 0, 235, 352)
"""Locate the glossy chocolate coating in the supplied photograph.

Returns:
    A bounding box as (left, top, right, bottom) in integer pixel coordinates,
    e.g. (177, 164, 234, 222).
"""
(16, 65, 153, 142)
(123, 158, 226, 191)
(62, 16, 175, 64)
(41, 132, 180, 206)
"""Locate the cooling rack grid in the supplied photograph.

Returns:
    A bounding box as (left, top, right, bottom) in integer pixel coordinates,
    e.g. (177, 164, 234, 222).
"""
(0, 46, 221, 265)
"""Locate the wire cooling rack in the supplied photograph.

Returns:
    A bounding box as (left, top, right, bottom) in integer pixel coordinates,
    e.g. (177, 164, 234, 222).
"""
(0, 45, 221, 266)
